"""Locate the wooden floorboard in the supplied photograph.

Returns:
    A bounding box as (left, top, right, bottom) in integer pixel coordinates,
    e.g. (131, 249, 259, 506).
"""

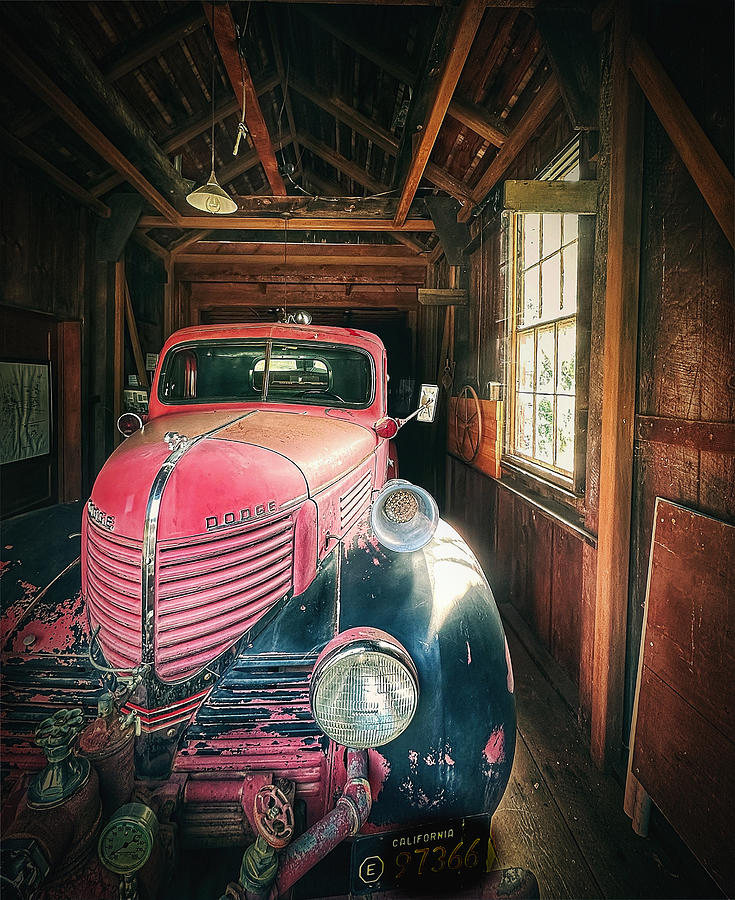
(499, 608, 723, 900)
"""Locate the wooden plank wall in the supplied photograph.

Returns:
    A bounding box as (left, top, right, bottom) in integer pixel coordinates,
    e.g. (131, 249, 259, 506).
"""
(626, 1, 734, 738)
(440, 105, 599, 723)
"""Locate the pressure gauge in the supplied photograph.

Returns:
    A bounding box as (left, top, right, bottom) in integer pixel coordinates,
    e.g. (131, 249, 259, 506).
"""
(98, 802, 159, 876)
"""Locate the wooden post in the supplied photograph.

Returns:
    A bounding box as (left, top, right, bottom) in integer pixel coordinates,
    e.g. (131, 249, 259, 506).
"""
(591, 2, 645, 769)
(56, 321, 83, 502)
(164, 257, 175, 339)
(113, 260, 125, 446)
(124, 282, 149, 391)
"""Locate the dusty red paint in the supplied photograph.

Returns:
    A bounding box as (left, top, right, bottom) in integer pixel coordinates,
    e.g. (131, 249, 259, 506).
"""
(483, 726, 505, 767)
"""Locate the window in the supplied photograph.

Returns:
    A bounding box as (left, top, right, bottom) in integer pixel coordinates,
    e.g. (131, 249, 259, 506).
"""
(507, 144, 581, 485)
(159, 341, 374, 408)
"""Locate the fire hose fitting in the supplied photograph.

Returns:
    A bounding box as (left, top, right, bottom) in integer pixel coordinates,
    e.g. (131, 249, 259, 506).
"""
(239, 784, 295, 900)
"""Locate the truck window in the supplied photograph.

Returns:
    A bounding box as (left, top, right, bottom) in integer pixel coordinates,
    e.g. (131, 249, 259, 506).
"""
(158, 340, 374, 408)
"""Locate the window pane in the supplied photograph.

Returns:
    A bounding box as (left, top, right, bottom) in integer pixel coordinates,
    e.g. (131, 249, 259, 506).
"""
(556, 396, 575, 473)
(516, 394, 534, 455)
(540, 254, 561, 319)
(523, 214, 540, 267)
(536, 326, 555, 391)
(517, 330, 535, 390)
(535, 395, 554, 464)
(563, 214, 578, 243)
(522, 266, 540, 325)
(562, 243, 578, 313)
(557, 321, 576, 394)
(542, 214, 562, 257)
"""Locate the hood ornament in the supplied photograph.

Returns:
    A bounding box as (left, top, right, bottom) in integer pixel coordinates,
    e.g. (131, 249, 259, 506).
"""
(163, 431, 189, 452)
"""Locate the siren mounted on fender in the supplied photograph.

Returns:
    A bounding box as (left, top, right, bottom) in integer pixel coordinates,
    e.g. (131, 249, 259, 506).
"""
(371, 479, 439, 553)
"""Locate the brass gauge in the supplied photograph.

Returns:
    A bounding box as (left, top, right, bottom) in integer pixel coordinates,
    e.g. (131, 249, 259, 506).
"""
(98, 802, 159, 876)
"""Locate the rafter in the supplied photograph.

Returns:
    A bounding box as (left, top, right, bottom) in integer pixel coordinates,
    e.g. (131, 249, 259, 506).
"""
(0, 126, 111, 217)
(297, 132, 388, 195)
(457, 75, 561, 222)
(394, 0, 487, 226)
(301, 9, 505, 150)
(446, 97, 507, 147)
(1, 33, 179, 222)
(90, 74, 281, 199)
(292, 78, 473, 204)
(169, 229, 213, 256)
(208, 2, 286, 196)
(105, 7, 208, 82)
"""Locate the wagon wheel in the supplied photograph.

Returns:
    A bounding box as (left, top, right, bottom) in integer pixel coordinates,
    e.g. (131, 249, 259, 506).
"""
(453, 385, 482, 462)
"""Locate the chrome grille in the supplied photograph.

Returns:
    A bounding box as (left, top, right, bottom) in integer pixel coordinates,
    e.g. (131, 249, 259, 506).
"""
(86, 521, 142, 669)
(155, 514, 294, 681)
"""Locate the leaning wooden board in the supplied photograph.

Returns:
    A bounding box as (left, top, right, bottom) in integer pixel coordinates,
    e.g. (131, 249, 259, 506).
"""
(626, 498, 734, 896)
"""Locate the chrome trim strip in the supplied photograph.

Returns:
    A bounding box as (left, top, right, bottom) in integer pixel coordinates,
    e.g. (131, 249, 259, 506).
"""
(141, 411, 256, 664)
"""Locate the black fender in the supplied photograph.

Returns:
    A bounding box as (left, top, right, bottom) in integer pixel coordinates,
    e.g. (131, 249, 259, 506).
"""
(337, 517, 516, 829)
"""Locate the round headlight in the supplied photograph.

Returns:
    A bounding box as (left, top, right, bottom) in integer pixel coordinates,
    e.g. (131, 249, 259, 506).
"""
(310, 628, 419, 750)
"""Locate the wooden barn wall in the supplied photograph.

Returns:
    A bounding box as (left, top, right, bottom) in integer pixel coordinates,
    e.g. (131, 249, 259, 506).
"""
(440, 100, 601, 723)
(440, 1, 734, 760)
(625, 1, 734, 737)
(0, 155, 167, 496)
(0, 156, 94, 321)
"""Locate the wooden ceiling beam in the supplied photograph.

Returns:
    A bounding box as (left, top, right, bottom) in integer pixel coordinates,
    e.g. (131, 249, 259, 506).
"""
(293, 79, 473, 204)
(628, 32, 734, 248)
(190, 283, 420, 311)
(133, 230, 171, 262)
(457, 74, 561, 222)
(105, 7, 208, 81)
(301, 10, 504, 149)
(169, 229, 213, 256)
(178, 241, 422, 259)
(90, 75, 281, 200)
(208, 2, 286, 196)
(0, 125, 111, 217)
(297, 132, 388, 195)
(178, 263, 425, 283)
(217, 133, 293, 189)
(140, 216, 435, 231)
(12, 6, 209, 141)
(1, 34, 180, 222)
(391, 232, 430, 254)
(446, 97, 507, 147)
(175, 251, 426, 267)
(394, 0, 487, 226)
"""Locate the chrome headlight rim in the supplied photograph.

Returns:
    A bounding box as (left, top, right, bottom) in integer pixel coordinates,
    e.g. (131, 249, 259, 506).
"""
(309, 630, 420, 749)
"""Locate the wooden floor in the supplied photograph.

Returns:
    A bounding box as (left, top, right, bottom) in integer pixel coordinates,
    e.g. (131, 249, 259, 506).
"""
(494, 605, 722, 900)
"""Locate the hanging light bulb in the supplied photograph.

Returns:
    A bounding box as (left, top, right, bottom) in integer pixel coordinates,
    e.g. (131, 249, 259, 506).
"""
(187, 5, 237, 216)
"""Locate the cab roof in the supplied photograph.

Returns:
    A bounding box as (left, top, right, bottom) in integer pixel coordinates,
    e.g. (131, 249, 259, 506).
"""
(163, 323, 386, 356)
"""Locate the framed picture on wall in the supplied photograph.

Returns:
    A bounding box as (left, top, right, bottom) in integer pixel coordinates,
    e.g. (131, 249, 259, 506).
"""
(0, 360, 51, 465)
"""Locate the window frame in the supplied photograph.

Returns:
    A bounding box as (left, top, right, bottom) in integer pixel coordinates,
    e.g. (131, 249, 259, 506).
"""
(504, 140, 592, 500)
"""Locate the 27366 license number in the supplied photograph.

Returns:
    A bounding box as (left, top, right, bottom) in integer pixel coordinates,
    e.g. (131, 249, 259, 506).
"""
(350, 815, 491, 895)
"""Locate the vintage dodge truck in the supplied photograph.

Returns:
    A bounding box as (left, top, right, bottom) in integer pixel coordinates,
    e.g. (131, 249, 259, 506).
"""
(1, 322, 532, 900)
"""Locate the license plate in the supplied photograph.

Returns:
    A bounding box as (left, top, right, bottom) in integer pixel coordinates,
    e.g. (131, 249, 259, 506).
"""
(350, 815, 491, 895)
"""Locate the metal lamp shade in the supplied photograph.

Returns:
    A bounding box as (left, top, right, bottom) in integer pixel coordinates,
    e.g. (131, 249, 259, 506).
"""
(186, 170, 238, 215)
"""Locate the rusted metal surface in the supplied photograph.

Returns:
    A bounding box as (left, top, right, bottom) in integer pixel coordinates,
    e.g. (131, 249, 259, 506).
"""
(274, 750, 371, 897)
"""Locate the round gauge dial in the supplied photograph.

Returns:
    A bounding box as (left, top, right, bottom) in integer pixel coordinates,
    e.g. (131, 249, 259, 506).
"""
(98, 802, 159, 876)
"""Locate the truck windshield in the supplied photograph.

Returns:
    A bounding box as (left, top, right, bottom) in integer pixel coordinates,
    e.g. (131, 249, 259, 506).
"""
(158, 340, 374, 408)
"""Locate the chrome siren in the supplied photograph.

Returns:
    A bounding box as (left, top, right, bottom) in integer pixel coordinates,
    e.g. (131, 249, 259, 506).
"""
(370, 479, 439, 553)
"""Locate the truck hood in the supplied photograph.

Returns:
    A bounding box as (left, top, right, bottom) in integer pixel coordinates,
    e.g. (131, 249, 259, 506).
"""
(90, 409, 376, 541)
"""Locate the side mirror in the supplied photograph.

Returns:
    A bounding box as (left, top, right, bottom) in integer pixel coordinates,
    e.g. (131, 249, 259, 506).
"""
(416, 384, 439, 423)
